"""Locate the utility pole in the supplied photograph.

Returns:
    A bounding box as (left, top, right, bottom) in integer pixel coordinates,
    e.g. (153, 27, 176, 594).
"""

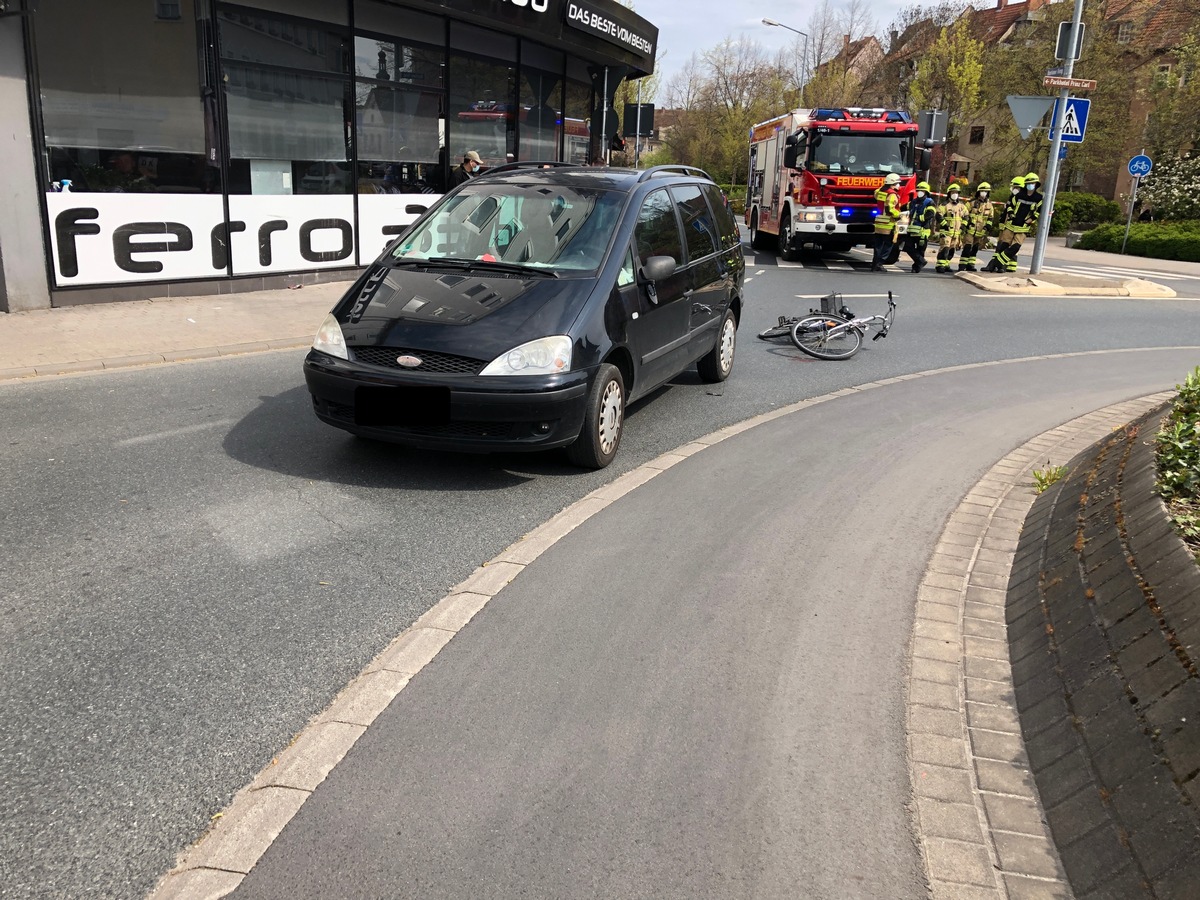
(635, 80, 642, 169)
(1029, 0, 1085, 275)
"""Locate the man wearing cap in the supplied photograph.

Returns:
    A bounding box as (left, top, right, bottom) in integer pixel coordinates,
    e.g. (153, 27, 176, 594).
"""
(448, 150, 482, 188)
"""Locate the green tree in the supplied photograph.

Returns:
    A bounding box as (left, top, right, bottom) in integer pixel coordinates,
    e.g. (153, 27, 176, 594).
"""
(1143, 27, 1200, 158)
(908, 19, 983, 135)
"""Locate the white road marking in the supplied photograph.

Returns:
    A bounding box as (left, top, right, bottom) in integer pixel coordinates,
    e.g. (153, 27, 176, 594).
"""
(117, 419, 238, 446)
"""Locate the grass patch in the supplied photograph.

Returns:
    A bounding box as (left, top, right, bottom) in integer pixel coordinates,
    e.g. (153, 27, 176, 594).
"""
(1033, 464, 1068, 493)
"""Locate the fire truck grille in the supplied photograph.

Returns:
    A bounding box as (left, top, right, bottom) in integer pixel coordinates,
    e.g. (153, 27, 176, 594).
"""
(828, 186, 879, 204)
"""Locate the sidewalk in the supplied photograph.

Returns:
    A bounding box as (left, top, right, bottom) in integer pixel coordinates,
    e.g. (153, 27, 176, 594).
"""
(0, 281, 351, 381)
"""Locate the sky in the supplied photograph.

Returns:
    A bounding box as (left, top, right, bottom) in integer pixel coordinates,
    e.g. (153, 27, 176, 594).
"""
(632, 0, 915, 91)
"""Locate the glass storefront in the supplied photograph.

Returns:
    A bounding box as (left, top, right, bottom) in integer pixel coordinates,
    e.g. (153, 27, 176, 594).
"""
(25, 0, 657, 291)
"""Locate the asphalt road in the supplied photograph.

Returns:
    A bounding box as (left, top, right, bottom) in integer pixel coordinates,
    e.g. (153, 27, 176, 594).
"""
(2, 264, 1199, 898)
(230, 350, 1197, 900)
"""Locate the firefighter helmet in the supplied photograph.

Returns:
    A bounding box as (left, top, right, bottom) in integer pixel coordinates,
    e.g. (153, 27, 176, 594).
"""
(976, 182, 991, 192)
(916, 181, 931, 191)
(884, 173, 901, 186)
(947, 183, 961, 194)
(1024, 172, 1041, 185)
(1010, 176, 1026, 187)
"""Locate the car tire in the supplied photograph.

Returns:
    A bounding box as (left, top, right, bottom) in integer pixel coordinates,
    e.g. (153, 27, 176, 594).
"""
(566, 363, 624, 469)
(697, 309, 736, 383)
(778, 211, 798, 261)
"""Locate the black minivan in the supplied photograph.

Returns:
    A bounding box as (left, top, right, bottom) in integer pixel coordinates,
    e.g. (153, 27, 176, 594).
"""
(304, 163, 746, 468)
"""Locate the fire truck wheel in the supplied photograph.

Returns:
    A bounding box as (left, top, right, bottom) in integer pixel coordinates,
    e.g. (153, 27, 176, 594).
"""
(778, 211, 798, 261)
(749, 211, 771, 251)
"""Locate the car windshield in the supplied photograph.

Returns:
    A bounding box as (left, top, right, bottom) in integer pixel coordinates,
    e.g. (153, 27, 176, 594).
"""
(391, 182, 625, 273)
(808, 134, 916, 177)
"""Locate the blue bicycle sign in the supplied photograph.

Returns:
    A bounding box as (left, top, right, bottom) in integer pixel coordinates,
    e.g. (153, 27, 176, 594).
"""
(1128, 155, 1153, 178)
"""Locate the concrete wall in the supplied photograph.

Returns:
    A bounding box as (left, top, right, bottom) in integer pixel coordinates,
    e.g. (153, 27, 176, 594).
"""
(0, 12, 51, 312)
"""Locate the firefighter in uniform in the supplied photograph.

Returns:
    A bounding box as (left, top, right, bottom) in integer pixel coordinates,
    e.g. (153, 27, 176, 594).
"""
(984, 176, 1022, 273)
(872, 172, 902, 271)
(959, 182, 994, 271)
(904, 181, 936, 273)
(935, 183, 967, 273)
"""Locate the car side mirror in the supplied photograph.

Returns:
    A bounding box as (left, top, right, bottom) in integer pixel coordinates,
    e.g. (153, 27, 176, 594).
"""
(918, 148, 932, 171)
(639, 255, 676, 282)
(405, 204, 428, 214)
(783, 146, 799, 169)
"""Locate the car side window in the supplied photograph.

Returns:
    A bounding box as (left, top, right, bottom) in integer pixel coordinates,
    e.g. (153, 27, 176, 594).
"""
(700, 183, 739, 251)
(617, 245, 636, 287)
(672, 184, 719, 263)
(634, 188, 683, 264)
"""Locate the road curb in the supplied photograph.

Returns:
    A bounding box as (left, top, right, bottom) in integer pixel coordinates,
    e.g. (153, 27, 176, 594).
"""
(146, 351, 1194, 900)
(957, 272, 1177, 298)
(0, 338, 313, 382)
(908, 391, 1173, 899)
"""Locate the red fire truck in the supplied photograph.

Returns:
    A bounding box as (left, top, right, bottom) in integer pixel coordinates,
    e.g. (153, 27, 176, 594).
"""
(745, 107, 930, 259)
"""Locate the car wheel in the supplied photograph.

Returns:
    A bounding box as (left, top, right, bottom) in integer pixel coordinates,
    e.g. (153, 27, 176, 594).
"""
(697, 309, 736, 383)
(566, 363, 625, 469)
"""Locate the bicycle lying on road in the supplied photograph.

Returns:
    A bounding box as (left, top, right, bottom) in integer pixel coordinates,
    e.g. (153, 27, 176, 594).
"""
(756, 291, 897, 360)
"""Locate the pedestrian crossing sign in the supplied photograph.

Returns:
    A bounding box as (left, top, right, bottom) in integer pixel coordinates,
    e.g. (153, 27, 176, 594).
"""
(1050, 97, 1090, 144)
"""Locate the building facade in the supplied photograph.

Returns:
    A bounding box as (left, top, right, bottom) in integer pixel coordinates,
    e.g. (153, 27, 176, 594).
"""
(0, 0, 657, 310)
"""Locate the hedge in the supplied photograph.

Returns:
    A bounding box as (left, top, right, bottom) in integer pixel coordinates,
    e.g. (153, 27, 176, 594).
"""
(1076, 221, 1200, 262)
(1049, 192, 1120, 235)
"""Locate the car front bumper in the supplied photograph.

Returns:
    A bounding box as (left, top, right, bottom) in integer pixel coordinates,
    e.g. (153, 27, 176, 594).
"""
(303, 350, 590, 453)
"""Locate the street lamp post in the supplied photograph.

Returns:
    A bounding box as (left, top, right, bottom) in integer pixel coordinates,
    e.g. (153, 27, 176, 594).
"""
(762, 17, 809, 101)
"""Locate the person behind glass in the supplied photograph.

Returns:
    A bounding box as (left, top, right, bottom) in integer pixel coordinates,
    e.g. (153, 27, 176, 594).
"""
(871, 172, 902, 271)
(448, 150, 482, 188)
(904, 181, 936, 273)
(108, 151, 158, 192)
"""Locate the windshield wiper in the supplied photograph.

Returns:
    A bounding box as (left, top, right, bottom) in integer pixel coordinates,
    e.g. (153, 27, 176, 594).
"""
(391, 256, 558, 278)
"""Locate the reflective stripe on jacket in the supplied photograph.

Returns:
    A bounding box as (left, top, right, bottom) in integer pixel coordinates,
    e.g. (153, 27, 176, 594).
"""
(966, 199, 995, 238)
(908, 196, 936, 239)
(937, 198, 967, 236)
(874, 187, 901, 234)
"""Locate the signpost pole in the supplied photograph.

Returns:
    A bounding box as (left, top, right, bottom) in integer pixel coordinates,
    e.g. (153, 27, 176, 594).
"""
(1121, 176, 1139, 255)
(635, 80, 643, 169)
(1030, 0, 1086, 276)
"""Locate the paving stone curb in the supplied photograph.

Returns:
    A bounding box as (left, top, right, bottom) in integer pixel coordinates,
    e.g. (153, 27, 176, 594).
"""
(957, 273, 1176, 298)
(1006, 403, 1200, 898)
(909, 392, 1174, 900)
(143, 355, 1192, 900)
(0, 338, 313, 382)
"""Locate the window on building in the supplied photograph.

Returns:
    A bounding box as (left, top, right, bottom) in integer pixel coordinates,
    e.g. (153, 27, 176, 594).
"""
(969, 126, 985, 145)
(34, 0, 215, 193)
(448, 23, 517, 168)
(218, 5, 351, 194)
(156, 1, 182, 20)
(1117, 22, 1133, 44)
(519, 43, 565, 163)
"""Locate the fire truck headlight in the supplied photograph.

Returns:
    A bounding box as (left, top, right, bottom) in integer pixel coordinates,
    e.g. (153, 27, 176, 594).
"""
(819, 178, 828, 186)
(799, 212, 824, 223)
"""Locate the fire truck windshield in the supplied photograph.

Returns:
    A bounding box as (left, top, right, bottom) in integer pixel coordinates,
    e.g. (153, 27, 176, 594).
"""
(807, 134, 916, 177)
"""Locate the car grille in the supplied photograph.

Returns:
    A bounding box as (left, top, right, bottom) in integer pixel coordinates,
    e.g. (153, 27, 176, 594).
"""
(351, 346, 485, 374)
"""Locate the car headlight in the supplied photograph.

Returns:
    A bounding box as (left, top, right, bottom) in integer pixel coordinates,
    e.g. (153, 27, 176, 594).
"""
(480, 335, 572, 376)
(312, 313, 348, 360)
(800, 211, 824, 223)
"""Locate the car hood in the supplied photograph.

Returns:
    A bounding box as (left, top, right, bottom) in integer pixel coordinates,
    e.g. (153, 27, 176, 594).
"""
(337, 263, 591, 356)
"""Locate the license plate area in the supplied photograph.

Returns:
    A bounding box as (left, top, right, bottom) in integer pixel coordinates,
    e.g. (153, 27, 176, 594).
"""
(355, 385, 450, 426)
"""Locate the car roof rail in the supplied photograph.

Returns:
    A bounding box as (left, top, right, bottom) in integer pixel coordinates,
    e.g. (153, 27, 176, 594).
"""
(636, 164, 714, 183)
(477, 160, 582, 176)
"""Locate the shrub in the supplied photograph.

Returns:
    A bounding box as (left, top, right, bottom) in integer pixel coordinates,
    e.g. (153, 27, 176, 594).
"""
(1049, 192, 1121, 235)
(1076, 221, 1200, 261)
(1155, 367, 1200, 559)
(1140, 154, 1200, 221)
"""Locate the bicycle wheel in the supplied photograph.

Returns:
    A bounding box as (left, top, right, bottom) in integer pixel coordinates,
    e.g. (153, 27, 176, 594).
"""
(757, 318, 799, 341)
(790, 315, 862, 359)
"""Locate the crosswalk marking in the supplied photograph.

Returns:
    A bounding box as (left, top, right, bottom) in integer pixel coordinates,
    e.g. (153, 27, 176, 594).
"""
(1041, 263, 1193, 282)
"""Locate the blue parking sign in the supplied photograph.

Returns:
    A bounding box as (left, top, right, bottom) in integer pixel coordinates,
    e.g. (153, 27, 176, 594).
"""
(1050, 97, 1090, 143)
(1128, 155, 1153, 177)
